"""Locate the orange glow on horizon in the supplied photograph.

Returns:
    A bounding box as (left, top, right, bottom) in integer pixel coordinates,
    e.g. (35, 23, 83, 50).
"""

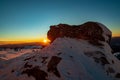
(41, 38, 51, 44)
(0, 37, 51, 45)
(112, 33, 120, 37)
(0, 33, 120, 45)
(43, 39, 47, 43)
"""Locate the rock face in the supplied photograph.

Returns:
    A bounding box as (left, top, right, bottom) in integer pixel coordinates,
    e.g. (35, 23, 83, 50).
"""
(47, 22, 111, 45)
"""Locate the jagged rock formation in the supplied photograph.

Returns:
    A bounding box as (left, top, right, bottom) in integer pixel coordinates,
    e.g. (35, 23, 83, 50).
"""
(47, 22, 111, 45)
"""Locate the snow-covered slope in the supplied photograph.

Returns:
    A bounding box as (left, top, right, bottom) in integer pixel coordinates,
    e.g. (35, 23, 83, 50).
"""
(0, 49, 34, 60)
(0, 38, 120, 80)
(0, 22, 120, 80)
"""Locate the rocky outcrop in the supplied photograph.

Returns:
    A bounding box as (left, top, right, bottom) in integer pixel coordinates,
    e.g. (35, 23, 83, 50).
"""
(1, 22, 118, 80)
(47, 22, 112, 46)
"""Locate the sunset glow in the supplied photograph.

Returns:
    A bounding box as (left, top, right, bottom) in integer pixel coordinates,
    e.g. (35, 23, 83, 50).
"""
(43, 39, 47, 43)
(112, 34, 120, 37)
(0, 0, 120, 44)
(38, 38, 50, 46)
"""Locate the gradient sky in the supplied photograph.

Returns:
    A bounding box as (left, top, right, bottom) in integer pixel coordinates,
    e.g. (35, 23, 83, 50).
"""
(0, 0, 120, 41)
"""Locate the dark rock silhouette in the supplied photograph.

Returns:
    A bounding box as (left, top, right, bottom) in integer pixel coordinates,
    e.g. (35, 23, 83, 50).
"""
(110, 37, 120, 53)
(47, 22, 111, 46)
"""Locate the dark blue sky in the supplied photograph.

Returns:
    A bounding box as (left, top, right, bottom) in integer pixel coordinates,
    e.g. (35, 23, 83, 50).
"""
(0, 0, 120, 41)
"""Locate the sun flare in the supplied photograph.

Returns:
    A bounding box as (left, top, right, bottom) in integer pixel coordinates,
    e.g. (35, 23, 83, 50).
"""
(43, 39, 47, 43)
(42, 38, 50, 44)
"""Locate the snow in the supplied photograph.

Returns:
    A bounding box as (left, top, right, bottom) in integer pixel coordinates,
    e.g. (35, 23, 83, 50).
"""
(0, 49, 34, 60)
(114, 52, 120, 56)
(114, 52, 120, 60)
(43, 38, 115, 80)
(0, 38, 120, 80)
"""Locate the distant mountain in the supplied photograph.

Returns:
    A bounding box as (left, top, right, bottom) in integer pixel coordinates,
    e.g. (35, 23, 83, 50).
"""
(110, 37, 120, 53)
(0, 22, 120, 80)
(0, 42, 42, 49)
(0, 41, 27, 45)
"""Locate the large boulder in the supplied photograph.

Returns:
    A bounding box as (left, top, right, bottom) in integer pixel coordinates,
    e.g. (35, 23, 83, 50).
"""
(47, 22, 112, 45)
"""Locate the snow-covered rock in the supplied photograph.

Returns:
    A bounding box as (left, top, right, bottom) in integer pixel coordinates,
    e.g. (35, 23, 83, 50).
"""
(114, 52, 120, 60)
(0, 22, 120, 80)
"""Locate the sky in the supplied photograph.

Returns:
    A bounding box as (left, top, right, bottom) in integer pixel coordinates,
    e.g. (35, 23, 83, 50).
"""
(0, 0, 120, 42)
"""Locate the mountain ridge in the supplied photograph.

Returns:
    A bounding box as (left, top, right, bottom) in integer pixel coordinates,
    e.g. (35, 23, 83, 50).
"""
(0, 22, 120, 80)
